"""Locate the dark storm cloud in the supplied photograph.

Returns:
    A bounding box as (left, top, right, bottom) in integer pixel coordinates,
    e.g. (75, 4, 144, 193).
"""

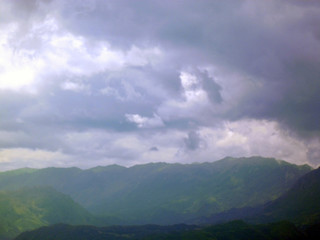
(196, 69, 223, 104)
(184, 131, 203, 151)
(1, 0, 320, 168)
(51, 0, 320, 135)
(149, 147, 159, 152)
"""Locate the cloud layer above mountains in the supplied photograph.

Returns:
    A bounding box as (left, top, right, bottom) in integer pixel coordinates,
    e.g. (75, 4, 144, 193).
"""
(1, 0, 320, 170)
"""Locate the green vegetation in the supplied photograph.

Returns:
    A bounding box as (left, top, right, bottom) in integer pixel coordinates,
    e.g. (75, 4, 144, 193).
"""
(257, 167, 320, 224)
(198, 166, 320, 227)
(0, 187, 96, 239)
(0, 157, 311, 224)
(0, 157, 317, 239)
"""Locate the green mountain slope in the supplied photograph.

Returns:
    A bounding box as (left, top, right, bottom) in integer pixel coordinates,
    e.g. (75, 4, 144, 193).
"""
(0, 157, 312, 224)
(258, 167, 320, 224)
(196, 167, 320, 226)
(0, 187, 96, 239)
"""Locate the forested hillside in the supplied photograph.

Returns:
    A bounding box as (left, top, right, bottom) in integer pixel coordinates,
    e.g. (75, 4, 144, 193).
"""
(0, 157, 311, 224)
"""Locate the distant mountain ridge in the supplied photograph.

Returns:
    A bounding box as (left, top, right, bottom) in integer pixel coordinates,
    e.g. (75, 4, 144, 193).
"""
(0, 157, 311, 225)
(12, 164, 320, 240)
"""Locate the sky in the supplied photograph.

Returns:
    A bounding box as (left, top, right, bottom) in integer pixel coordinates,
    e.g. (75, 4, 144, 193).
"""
(0, 0, 320, 170)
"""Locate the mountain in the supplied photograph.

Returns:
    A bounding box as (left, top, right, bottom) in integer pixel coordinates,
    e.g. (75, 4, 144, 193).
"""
(14, 220, 311, 240)
(0, 186, 97, 239)
(195, 167, 320, 226)
(257, 167, 320, 224)
(0, 157, 311, 224)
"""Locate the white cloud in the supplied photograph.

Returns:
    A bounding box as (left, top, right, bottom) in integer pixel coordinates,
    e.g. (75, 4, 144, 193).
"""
(0, 24, 42, 92)
(0, 148, 71, 171)
(126, 45, 162, 67)
(177, 120, 312, 166)
(61, 81, 90, 93)
(180, 71, 208, 103)
(126, 114, 164, 128)
(41, 25, 125, 76)
(157, 70, 216, 123)
(0, 15, 163, 94)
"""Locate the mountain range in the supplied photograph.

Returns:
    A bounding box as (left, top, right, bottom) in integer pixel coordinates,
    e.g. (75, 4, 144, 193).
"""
(0, 157, 311, 224)
(13, 163, 320, 240)
(0, 156, 317, 239)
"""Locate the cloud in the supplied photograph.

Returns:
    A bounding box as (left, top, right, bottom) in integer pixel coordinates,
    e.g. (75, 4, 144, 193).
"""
(149, 146, 159, 152)
(197, 69, 223, 104)
(178, 120, 314, 166)
(126, 114, 164, 128)
(183, 131, 204, 151)
(0, 0, 320, 169)
(61, 81, 90, 93)
(0, 148, 71, 171)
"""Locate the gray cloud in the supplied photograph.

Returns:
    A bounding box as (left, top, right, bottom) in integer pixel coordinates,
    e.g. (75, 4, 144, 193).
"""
(195, 69, 223, 104)
(149, 147, 159, 152)
(55, 0, 320, 135)
(184, 131, 203, 151)
(1, 0, 320, 168)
